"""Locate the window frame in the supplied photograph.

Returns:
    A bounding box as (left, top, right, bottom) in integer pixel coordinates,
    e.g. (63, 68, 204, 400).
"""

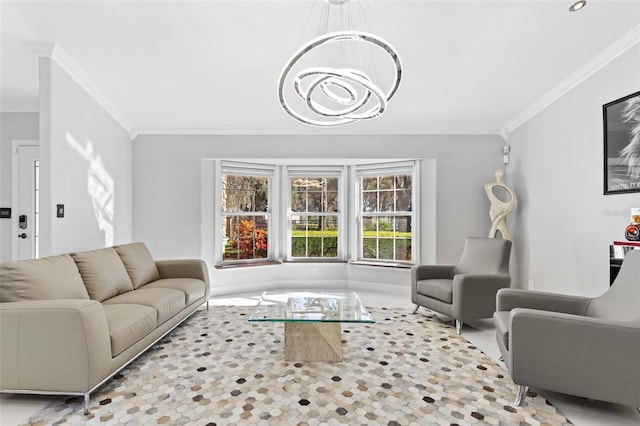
(284, 166, 347, 261)
(217, 161, 277, 265)
(355, 161, 419, 265)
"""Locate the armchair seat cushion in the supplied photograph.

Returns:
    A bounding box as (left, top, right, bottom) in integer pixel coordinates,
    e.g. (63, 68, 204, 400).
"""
(493, 311, 510, 350)
(103, 304, 157, 357)
(417, 279, 453, 303)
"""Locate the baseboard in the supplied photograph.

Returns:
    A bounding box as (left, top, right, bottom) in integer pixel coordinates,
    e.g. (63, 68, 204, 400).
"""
(209, 279, 410, 298)
(348, 280, 411, 298)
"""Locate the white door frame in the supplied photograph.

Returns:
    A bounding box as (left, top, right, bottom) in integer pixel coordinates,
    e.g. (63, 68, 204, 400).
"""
(11, 139, 39, 260)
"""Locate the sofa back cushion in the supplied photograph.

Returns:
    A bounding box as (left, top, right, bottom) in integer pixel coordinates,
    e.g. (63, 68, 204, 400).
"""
(114, 242, 160, 289)
(0, 254, 90, 302)
(71, 247, 133, 302)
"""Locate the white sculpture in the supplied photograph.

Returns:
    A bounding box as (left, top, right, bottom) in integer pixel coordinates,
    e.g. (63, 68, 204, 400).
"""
(485, 169, 517, 240)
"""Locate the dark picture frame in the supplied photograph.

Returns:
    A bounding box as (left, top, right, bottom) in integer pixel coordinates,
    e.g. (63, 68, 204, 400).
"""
(603, 90, 640, 194)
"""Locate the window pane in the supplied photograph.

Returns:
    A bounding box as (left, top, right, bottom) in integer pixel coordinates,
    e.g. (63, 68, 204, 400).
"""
(291, 192, 306, 212)
(223, 215, 268, 260)
(327, 178, 338, 191)
(307, 191, 322, 212)
(363, 192, 377, 212)
(322, 226, 338, 257)
(395, 175, 411, 189)
(362, 216, 376, 232)
(379, 191, 394, 212)
(326, 191, 338, 212)
(395, 216, 411, 233)
(378, 216, 393, 232)
(363, 177, 378, 190)
(395, 238, 411, 261)
(363, 238, 377, 258)
(378, 238, 394, 260)
(379, 176, 393, 190)
(291, 237, 306, 257)
(396, 189, 412, 211)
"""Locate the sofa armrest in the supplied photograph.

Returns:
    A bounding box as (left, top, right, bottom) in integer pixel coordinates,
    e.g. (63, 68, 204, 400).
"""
(496, 288, 590, 315)
(155, 259, 210, 300)
(452, 273, 511, 321)
(0, 299, 112, 393)
(509, 308, 640, 406)
(411, 265, 454, 283)
(155, 259, 209, 282)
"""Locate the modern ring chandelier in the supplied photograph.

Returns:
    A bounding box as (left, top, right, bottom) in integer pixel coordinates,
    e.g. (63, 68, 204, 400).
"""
(278, 0, 402, 127)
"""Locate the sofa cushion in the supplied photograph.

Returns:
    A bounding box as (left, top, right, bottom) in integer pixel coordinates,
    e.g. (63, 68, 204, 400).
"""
(114, 242, 160, 289)
(142, 278, 206, 305)
(0, 254, 89, 302)
(417, 279, 453, 303)
(103, 304, 157, 357)
(103, 288, 185, 324)
(71, 248, 133, 302)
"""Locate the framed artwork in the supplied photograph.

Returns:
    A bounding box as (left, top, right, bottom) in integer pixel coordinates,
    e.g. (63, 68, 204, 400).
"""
(603, 90, 640, 194)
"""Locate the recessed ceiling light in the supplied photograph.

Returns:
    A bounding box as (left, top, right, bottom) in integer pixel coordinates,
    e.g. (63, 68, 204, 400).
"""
(569, 0, 587, 12)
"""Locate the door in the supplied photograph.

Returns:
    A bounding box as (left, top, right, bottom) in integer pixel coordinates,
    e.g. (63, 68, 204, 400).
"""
(12, 142, 40, 260)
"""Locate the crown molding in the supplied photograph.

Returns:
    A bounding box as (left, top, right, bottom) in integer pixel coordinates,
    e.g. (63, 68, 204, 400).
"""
(131, 124, 502, 137)
(0, 100, 39, 112)
(501, 24, 640, 140)
(26, 41, 135, 140)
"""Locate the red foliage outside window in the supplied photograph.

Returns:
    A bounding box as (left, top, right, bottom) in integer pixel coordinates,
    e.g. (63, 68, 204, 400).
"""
(229, 220, 268, 258)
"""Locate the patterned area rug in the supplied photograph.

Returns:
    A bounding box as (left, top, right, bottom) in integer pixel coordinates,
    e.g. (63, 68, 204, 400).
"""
(23, 306, 571, 425)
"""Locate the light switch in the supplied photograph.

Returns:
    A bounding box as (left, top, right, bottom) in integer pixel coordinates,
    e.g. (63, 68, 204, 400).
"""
(57, 204, 64, 218)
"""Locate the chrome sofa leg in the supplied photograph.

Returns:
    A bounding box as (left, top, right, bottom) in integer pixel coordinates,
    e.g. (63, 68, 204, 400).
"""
(207, 300, 210, 310)
(412, 304, 419, 314)
(455, 320, 462, 335)
(83, 393, 90, 415)
(514, 385, 529, 407)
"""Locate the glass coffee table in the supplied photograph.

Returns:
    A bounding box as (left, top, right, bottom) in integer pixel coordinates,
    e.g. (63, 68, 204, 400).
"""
(249, 290, 375, 362)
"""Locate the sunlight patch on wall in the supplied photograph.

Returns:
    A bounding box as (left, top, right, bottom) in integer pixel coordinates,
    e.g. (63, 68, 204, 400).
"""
(66, 131, 115, 246)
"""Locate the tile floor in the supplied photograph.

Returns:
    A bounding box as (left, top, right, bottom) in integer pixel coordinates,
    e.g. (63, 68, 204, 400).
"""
(1, 289, 639, 425)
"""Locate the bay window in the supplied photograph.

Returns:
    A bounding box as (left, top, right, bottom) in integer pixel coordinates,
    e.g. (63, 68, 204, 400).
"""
(215, 160, 417, 266)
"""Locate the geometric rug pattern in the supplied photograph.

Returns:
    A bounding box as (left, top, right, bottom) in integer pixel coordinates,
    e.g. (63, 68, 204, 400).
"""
(22, 306, 571, 425)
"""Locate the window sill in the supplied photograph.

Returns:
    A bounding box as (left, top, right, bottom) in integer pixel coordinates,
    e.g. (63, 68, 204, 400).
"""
(215, 260, 282, 269)
(348, 260, 413, 269)
(282, 259, 348, 264)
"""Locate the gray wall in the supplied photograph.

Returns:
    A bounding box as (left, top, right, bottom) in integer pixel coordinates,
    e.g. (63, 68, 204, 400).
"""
(38, 58, 133, 256)
(0, 112, 39, 262)
(132, 134, 506, 289)
(507, 44, 640, 296)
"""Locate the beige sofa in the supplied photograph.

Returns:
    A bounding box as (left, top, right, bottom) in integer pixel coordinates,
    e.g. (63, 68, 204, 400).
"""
(0, 242, 210, 414)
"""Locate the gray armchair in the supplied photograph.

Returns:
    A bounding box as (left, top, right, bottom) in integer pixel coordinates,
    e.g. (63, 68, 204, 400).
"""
(494, 249, 640, 408)
(411, 237, 512, 334)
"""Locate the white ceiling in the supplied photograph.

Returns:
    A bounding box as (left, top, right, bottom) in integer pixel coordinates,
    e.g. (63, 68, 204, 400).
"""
(1, 0, 639, 136)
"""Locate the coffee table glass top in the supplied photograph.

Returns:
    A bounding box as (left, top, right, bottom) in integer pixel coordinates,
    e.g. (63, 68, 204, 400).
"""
(248, 290, 375, 323)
